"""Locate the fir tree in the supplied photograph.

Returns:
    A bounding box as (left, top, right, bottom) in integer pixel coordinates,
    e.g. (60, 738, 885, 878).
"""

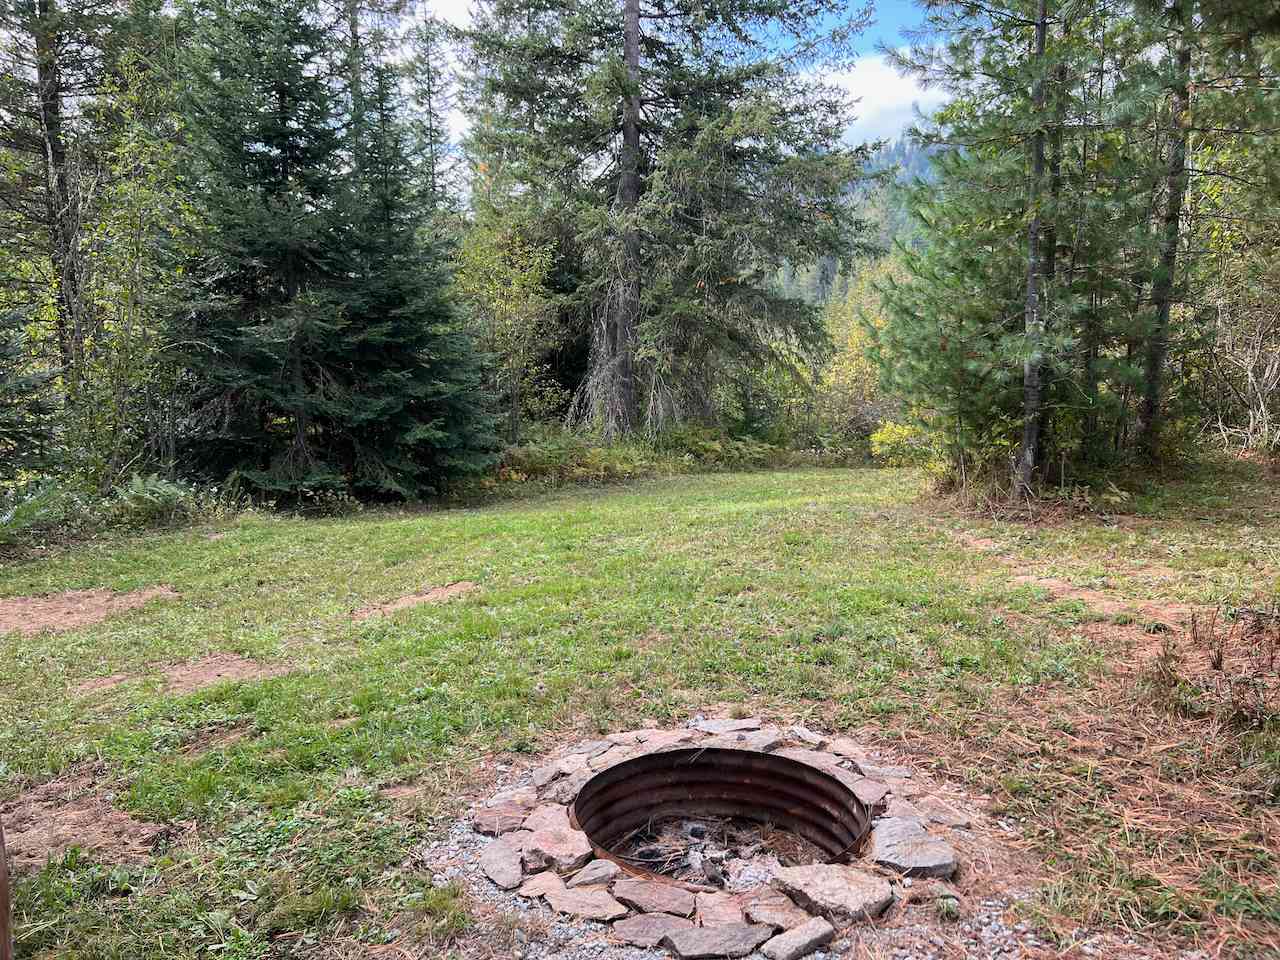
(464, 0, 875, 436)
(177, 0, 493, 497)
(337, 56, 497, 494)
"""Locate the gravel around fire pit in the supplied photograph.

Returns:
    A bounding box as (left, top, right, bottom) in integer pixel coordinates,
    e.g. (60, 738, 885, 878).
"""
(410, 717, 1210, 960)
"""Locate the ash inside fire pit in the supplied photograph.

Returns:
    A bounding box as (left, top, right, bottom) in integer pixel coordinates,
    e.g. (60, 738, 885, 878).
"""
(614, 814, 830, 888)
(572, 746, 871, 890)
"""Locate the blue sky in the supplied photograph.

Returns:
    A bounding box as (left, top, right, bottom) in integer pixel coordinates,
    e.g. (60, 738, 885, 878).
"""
(852, 0, 926, 52)
(434, 0, 941, 144)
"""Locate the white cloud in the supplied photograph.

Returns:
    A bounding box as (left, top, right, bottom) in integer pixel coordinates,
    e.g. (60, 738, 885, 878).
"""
(824, 53, 947, 144)
(425, 0, 474, 28)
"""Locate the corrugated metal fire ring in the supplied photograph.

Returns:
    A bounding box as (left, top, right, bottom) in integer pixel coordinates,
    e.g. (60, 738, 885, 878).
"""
(570, 747, 872, 888)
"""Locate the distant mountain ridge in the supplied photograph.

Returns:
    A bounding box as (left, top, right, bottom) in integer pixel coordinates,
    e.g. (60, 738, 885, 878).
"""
(867, 136, 937, 182)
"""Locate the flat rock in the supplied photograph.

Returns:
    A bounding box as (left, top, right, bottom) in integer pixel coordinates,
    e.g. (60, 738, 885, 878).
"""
(917, 796, 972, 828)
(607, 727, 662, 744)
(503, 829, 532, 852)
(474, 801, 530, 835)
(612, 877, 696, 916)
(762, 916, 835, 960)
(568, 859, 622, 887)
(700, 728, 783, 752)
(695, 891, 744, 925)
(662, 922, 773, 959)
(788, 725, 827, 748)
(489, 786, 538, 809)
(849, 777, 890, 807)
(771, 864, 893, 923)
(544, 770, 592, 804)
(743, 889, 811, 930)
(607, 728, 697, 748)
(524, 825, 593, 873)
(691, 717, 761, 735)
(869, 817, 958, 879)
(522, 803, 569, 833)
(555, 752, 592, 776)
(884, 776, 922, 798)
(545, 885, 629, 921)
(479, 837, 523, 889)
(590, 744, 637, 770)
(531, 763, 561, 787)
(825, 737, 870, 763)
(613, 913, 696, 948)
(517, 871, 566, 898)
(566, 739, 614, 758)
(883, 798, 922, 820)
(634, 729, 699, 752)
(774, 747, 841, 771)
(820, 765, 890, 808)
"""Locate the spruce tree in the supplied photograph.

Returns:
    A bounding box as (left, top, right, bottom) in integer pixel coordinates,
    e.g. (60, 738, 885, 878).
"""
(177, 0, 493, 498)
(337, 56, 497, 494)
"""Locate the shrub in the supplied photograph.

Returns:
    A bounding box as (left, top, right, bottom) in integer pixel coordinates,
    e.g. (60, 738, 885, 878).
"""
(0, 483, 71, 547)
(107, 474, 203, 526)
(869, 421, 935, 467)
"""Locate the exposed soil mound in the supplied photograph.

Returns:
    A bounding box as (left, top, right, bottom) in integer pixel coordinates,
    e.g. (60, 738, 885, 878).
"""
(0, 586, 179, 637)
(353, 581, 478, 621)
(0, 771, 168, 872)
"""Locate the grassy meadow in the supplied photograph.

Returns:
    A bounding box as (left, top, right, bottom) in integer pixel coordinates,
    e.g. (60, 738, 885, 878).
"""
(1, 464, 1277, 958)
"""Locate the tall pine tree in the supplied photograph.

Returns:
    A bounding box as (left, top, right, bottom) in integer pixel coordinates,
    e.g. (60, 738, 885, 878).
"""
(464, 0, 875, 437)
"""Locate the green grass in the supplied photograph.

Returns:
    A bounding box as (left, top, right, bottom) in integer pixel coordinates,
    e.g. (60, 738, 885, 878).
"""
(2, 464, 1277, 957)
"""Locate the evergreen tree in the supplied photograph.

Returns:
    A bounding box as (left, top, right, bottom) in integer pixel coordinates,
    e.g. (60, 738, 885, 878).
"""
(339, 56, 497, 493)
(0, 321, 55, 481)
(405, 13, 460, 220)
(875, 0, 1197, 482)
(464, 0, 875, 436)
(177, 0, 493, 498)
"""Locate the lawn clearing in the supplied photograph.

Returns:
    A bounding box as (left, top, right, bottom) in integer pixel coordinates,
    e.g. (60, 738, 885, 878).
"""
(1, 465, 1277, 958)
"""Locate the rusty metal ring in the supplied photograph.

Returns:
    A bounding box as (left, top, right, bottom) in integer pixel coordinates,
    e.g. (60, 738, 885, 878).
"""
(570, 747, 871, 889)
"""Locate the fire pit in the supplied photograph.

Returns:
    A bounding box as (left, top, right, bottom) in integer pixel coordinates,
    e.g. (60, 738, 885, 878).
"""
(447, 721, 969, 959)
(571, 747, 871, 886)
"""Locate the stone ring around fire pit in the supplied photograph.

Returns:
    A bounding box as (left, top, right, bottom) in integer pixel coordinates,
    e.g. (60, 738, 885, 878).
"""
(464, 720, 967, 960)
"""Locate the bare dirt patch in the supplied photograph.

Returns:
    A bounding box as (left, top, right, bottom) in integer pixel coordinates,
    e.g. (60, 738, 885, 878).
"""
(0, 770, 169, 872)
(352, 580, 478, 621)
(162, 653, 292, 694)
(953, 531, 1002, 553)
(0, 585, 179, 637)
(73, 672, 133, 696)
(380, 782, 424, 802)
(74, 653, 292, 697)
(181, 725, 252, 756)
(1014, 575, 1196, 630)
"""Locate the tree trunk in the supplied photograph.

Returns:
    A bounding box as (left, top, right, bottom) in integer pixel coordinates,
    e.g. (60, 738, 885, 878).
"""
(1137, 2, 1191, 457)
(35, 0, 81, 388)
(347, 0, 366, 174)
(0, 818, 12, 960)
(603, 0, 641, 437)
(1013, 0, 1050, 498)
